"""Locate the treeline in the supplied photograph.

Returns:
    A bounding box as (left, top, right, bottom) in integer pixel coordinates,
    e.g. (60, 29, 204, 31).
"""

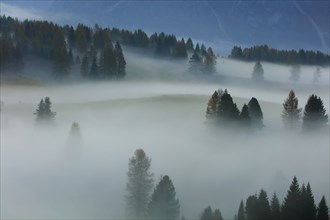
(206, 89, 328, 132)
(0, 15, 217, 78)
(229, 45, 330, 66)
(233, 176, 329, 220)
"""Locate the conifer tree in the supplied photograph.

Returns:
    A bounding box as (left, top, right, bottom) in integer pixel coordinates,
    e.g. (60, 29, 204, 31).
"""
(89, 56, 98, 79)
(302, 95, 328, 131)
(34, 97, 56, 124)
(252, 61, 264, 81)
(52, 30, 70, 76)
(114, 41, 126, 79)
(239, 104, 251, 129)
(317, 196, 329, 220)
(257, 189, 271, 220)
(206, 90, 219, 119)
(282, 90, 302, 129)
(126, 149, 154, 219)
(237, 200, 246, 220)
(281, 176, 302, 220)
(203, 47, 216, 74)
(99, 44, 116, 79)
(148, 175, 180, 220)
(301, 183, 317, 220)
(248, 97, 264, 129)
(80, 53, 89, 78)
(270, 193, 281, 220)
(245, 194, 258, 220)
(213, 209, 224, 220)
(185, 38, 194, 52)
(216, 89, 240, 123)
(189, 51, 203, 74)
(200, 206, 213, 220)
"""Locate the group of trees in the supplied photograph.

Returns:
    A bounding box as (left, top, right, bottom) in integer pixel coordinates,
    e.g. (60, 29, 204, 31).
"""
(189, 44, 217, 75)
(126, 149, 180, 219)
(34, 97, 56, 125)
(282, 90, 328, 131)
(206, 89, 263, 131)
(0, 15, 127, 79)
(229, 45, 330, 66)
(235, 177, 329, 220)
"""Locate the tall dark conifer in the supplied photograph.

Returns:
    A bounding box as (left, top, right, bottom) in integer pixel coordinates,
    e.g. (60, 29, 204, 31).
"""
(302, 95, 328, 131)
(248, 97, 264, 129)
(270, 193, 281, 220)
(281, 176, 302, 220)
(317, 196, 329, 220)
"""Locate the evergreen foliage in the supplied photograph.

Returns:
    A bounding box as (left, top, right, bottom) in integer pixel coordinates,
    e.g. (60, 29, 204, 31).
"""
(239, 104, 251, 129)
(270, 193, 281, 220)
(148, 175, 180, 220)
(229, 44, 330, 66)
(282, 90, 302, 129)
(301, 183, 317, 220)
(237, 200, 246, 220)
(200, 206, 223, 220)
(52, 30, 70, 76)
(89, 56, 98, 79)
(114, 41, 126, 79)
(248, 97, 264, 129)
(206, 90, 219, 119)
(80, 53, 89, 78)
(217, 89, 240, 122)
(189, 51, 203, 74)
(302, 95, 328, 131)
(281, 176, 302, 220)
(34, 97, 56, 124)
(252, 61, 264, 81)
(126, 149, 154, 219)
(317, 196, 329, 220)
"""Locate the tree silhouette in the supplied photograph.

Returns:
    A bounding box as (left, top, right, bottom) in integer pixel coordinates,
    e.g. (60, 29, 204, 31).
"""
(252, 61, 264, 81)
(270, 193, 281, 220)
(34, 97, 56, 125)
(317, 196, 329, 220)
(237, 200, 246, 220)
(126, 149, 154, 219)
(302, 95, 328, 131)
(148, 175, 180, 220)
(248, 97, 264, 129)
(301, 183, 316, 220)
(281, 176, 301, 220)
(206, 90, 219, 119)
(282, 90, 302, 129)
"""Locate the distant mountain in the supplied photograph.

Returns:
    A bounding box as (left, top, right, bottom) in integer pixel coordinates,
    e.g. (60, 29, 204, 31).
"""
(1, 0, 329, 55)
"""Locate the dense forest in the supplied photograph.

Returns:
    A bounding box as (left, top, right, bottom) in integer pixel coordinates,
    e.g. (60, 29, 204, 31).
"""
(0, 15, 217, 78)
(229, 45, 330, 66)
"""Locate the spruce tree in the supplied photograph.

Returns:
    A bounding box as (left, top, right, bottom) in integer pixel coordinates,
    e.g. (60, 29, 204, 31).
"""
(248, 97, 264, 129)
(148, 175, 180, 220)
(126, 149, 154, 219)
(282, 90, 302, 129)
(189, 51, 203, 74)
(270, 193, 281, 220)
(245, 194, 258, 220)
(252, 61, 264, 81)
(185, 38, 194, 52)
(80, 53, 89, 78)
(99, 44, 116, 79)
(216, 89, 240, 123)
(257, 189, 271, 220)
(317, 196, 329, 220)
(206, 91, 219, 119)
(301, 183, 317, 220)
(114, 41, 126, 79)
(34, 97, 56, 124)
(203, 47, 216, 74)
(52, 30, 70, 76)
(281, 176, 302, 220)
(302, 95, 328, 131)
(237, 200, 246, 220)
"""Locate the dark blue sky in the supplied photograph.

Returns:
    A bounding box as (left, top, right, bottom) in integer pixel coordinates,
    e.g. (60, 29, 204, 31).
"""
(1, 0, 329, 55)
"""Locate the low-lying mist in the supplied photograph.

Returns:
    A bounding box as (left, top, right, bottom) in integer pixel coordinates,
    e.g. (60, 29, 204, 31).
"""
(1, 51, 329, 219)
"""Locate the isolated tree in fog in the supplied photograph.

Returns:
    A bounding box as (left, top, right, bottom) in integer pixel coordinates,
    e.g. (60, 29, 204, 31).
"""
(317, 196, 329, 220)
(206, 90, 219, 119)
(302, 95, 328, 131)
(270, 193, 281, 220)
(148, 175, 180, 219)
(300, 183, 317, 220)
(126, 149, 154, 219)
(252, 61, 264, 81)
(282, 90, 302, 129)
(313, 67, 321, 83)
(247, 97, 264, 129)
(34, 97, 56, 124)
(289, 64, 301, 83)
(281, 176, 301, 220)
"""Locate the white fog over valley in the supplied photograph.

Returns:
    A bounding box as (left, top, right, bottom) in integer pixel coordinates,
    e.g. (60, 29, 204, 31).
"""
(1, 50, 329, 219)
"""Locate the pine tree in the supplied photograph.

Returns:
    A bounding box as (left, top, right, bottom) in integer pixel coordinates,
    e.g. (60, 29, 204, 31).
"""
(89, 56, 98, 79)
(237, 200, 246, 220)
(289, 65, 301, 83)
(200, 206, 213, 220)
(114, 41, 126, 79)
(34, 97, 56, 124)
(148, 175, 180, 220)
(302, 95, 328, 131)
(213, 209, 224, 220)
(206, 91, 219, 119)
(270, 193, 281, 220)
(281, 176, 302, 220)
(126, 149, 154, 219)
(317, 196, 329, 220)
(257, 189, 271, 220)
(248, 97, 264, 129)
(252, 61, 264, 81)
(189, 51, 203, 74)
(239, 104, 251, 129)
(301, 183, 317, 220)
(80, 53, 89, 78)
(282, 90, 302, 129)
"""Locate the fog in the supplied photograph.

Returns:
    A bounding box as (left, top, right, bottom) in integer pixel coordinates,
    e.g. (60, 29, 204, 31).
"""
(1, 52, 329, 219)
